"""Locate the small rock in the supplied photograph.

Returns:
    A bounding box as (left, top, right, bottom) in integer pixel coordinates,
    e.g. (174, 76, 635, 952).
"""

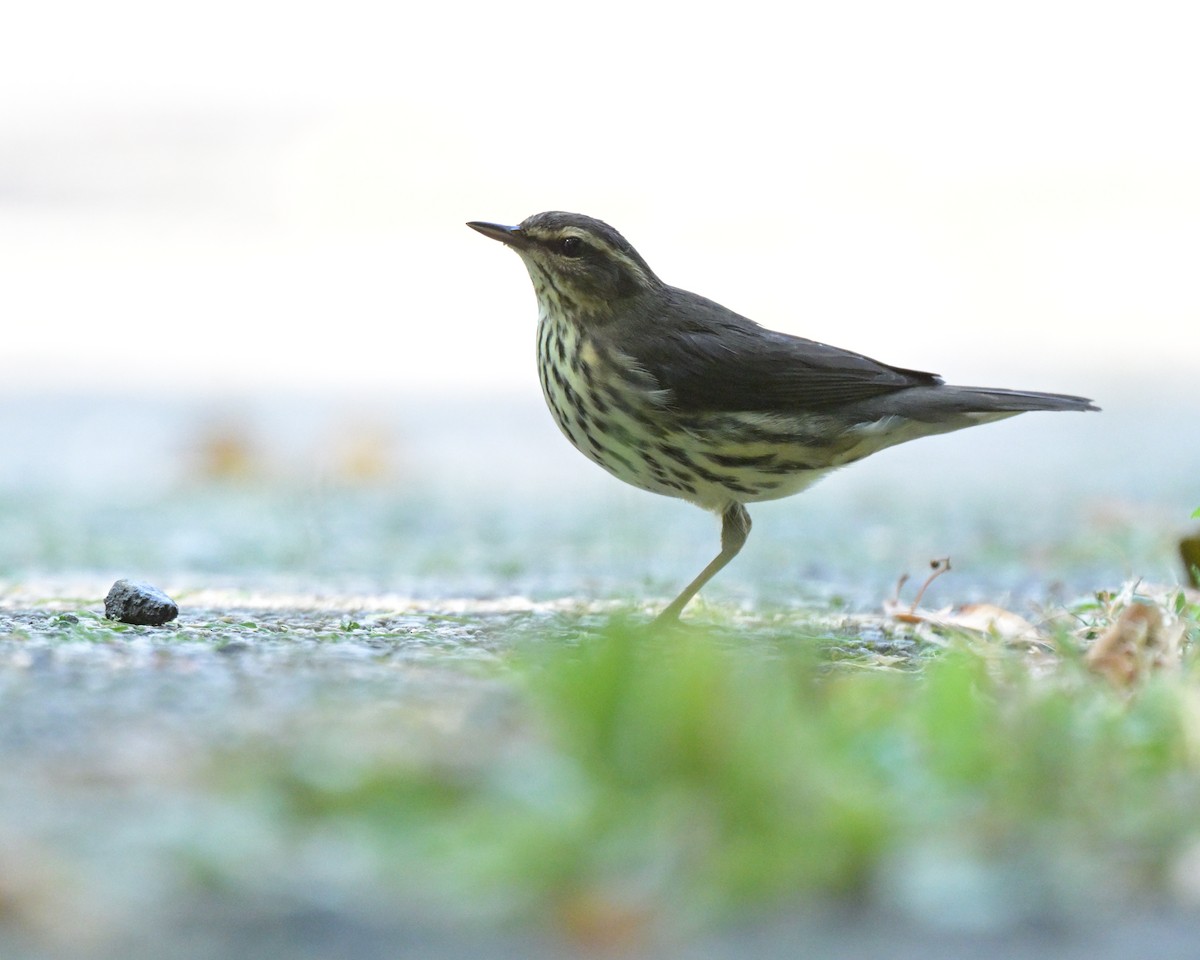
(104, 579, 179, 626)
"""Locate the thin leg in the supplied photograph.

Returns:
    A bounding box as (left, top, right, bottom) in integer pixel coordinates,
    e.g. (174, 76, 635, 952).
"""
(652, 503, 751, 625)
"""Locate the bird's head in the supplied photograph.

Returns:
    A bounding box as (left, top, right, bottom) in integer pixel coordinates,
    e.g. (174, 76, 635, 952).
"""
(468, 211, 662, 320)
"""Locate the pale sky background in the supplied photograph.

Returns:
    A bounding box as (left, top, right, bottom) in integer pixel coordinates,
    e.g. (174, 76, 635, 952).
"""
(2, 0, 1197, 400)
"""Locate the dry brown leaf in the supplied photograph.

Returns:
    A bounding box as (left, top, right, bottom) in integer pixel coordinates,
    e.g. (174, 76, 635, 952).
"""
(940, 604, 1043, 643)
(1086, 602, 1185, 686)
(886, 602, 1044, 644)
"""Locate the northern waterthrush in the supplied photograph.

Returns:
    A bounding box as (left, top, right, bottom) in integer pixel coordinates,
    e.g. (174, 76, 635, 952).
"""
(468, 212, 1097, 623)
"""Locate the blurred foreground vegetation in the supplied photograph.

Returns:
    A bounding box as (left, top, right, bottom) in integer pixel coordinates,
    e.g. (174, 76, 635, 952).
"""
(2, 582, 1200, 957)
(190, 587, 1200, 942)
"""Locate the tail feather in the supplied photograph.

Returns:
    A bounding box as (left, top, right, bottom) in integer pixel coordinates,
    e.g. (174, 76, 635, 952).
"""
(850, 385, 1099, 422)
(938, 386, 1099, 413)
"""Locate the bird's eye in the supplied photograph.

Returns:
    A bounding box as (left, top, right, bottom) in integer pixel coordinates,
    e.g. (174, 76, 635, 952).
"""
(559, 236, 584, 258)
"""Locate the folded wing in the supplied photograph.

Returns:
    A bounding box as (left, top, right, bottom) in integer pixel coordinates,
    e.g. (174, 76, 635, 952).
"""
(618, 287, 943, 413)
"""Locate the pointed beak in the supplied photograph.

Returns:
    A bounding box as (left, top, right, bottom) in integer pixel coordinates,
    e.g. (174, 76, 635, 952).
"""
(467, 220, 527, 248)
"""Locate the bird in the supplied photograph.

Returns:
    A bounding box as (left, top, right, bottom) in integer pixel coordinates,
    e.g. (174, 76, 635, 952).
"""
(467, 212, 1098, 624)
